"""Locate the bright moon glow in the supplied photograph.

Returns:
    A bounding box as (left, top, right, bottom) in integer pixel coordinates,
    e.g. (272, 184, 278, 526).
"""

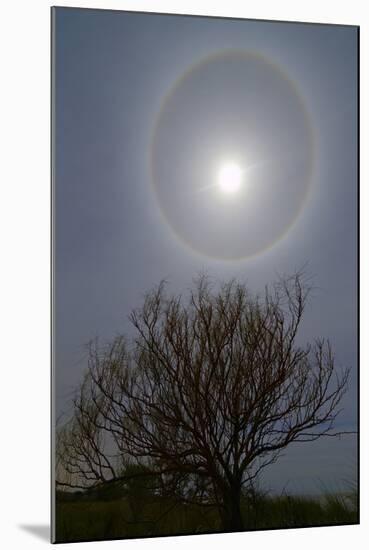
(218, 162, 243, 194)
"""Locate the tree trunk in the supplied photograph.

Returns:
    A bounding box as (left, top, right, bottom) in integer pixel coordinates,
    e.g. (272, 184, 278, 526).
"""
(220, 485, 244, 532)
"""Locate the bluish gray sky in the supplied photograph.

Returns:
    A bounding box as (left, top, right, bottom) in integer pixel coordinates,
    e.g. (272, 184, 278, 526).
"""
(54, 8, 358, 493)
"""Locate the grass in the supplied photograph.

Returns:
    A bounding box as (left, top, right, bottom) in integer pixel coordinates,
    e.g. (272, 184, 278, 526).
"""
(55, 495, 220, 542)
(55, 487, 358, 542)
(241, 492, 357, 530)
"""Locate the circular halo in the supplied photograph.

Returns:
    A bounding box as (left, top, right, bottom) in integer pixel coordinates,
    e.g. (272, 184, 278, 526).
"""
(150, 50, 315, 261)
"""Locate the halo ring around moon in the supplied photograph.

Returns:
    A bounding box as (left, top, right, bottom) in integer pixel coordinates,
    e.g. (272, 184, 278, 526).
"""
(149, 50, 316, 261)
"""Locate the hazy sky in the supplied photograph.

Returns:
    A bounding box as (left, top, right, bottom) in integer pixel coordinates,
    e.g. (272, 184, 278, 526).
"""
(54, 8, 358, 493)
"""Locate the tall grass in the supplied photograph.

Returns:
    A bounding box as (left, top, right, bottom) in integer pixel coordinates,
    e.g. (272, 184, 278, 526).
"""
(55, 483, 358, 542)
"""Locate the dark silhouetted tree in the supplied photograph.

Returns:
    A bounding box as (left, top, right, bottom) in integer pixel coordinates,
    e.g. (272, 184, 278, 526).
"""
(56, 272, 349, 532)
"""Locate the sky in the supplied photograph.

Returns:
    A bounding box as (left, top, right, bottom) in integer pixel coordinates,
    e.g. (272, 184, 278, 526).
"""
(53, 8, 358, 494)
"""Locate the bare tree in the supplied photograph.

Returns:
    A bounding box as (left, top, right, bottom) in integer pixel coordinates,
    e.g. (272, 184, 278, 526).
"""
(56, 272, 350, 532)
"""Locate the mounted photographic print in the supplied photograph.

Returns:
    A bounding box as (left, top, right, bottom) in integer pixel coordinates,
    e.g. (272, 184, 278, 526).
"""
(51, 7, 359, 543)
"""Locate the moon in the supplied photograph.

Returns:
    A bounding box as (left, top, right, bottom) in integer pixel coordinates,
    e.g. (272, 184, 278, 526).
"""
(218, 162, 243, 194)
